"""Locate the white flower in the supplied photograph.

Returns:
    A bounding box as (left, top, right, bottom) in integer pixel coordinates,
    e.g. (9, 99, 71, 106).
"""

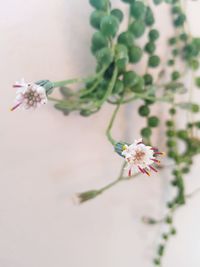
(11, 79, 47, 111)
(122, 139, 164, 176)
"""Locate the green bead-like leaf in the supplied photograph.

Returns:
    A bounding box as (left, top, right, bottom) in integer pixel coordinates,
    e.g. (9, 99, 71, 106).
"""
(143, 73, 153, 85)
(145, 7, 155, 26)
(153, 0, 163, 5)
(145, 42, 156, 54)
(100, 15, 119, 37)
(131, 76, 145, 93)
(129, 20, 146, 38)
(113, 79, 124, 94)
(89, 0, 107, 10)
(123, 71, 139, 87)
(115, 44, 129, 70)
(118, 31, 134, 47)
(141, 127, 152, 138)
(148, 55, 160, 67)
(148, 116, 160, 127)
(131, 1, 146, 19)
(91, 31, 108, 51)
(149, 29, 160, 41)
(96, 47, 114, 66)
(90, 10, 106, 29)
(111, 9, 124, 23)
(129, 45, 143, 63)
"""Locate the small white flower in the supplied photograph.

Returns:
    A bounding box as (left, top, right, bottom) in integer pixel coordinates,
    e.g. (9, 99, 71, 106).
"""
(11, 79, 47, 111)
(122, 139, 164, 176)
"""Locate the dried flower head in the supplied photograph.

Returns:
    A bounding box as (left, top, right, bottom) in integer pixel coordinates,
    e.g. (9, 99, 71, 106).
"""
(121, 139, 164, 177)
(73, 190, 101, 204)
(11, 79, 47, 111)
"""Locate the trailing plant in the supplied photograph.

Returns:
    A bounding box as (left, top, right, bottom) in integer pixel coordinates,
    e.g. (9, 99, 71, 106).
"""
(11, 0, 200, 266)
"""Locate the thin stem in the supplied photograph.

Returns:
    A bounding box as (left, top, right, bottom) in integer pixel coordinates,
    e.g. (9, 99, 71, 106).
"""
(98, 162, 144, 194)
(143, 203, 179, 225)
(97, 67, 118, 107)
(79, 70, 106, 97)
(188, 70, 195, 136)
(99, 162, 127, 193)
(143, 186, 200, 226)
(127, 5, 132, 27)
(108, 93, 171, 105)
(88, 163, 168, 198)
(47, 96, 60, 102)
(78, 165, 166, 204)
(52, 67, 107, 88)
(186, 187, 200, 199)
(79, 79, 100, 97)
(53, 77, 89, 88)
(106, 94, 123, 146)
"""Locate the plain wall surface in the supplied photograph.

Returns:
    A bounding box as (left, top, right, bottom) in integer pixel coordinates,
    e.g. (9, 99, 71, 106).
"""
(1, 1, 200, 267)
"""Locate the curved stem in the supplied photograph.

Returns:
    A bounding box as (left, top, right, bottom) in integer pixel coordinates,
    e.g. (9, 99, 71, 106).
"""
(52, 67, 107, 88)
(108, 93, 172, 105)
(53, 77, 89, 88)
(77, 164, 167, 204)
(97, 67, 118, 107)
(96, 162, 140, 195)
(99, 162, 127, 193)
(79, 66, 108, 97)
(79, 79, 100, 97)
(106, 94, 123, 146)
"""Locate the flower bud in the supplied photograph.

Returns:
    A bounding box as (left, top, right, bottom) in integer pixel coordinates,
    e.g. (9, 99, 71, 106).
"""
(114, 142, 127, 157)
(36, 80, 54, 95)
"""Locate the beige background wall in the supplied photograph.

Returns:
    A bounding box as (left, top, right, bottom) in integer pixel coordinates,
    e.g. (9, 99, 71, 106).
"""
(1, 1, 200, 267)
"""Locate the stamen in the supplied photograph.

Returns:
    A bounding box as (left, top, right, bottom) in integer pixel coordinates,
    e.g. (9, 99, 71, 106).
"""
(10, 102, 22, 111)
(128, 168, 132, 177)
(137, 141, 143, 145)
(151, 147, 158, 151)
(149, 165, 158, 172)
(154, 152, 165, 155)
(13, 85, 22, 88)
(138, 166, 145, 173)
(151, 158, 160, 164)
(143, 169, 150, 176)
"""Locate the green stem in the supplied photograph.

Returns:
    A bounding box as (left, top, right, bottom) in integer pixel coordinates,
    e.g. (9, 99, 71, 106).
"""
(98, 165, 145, 195)
(128, 5, 132, 27)
(79, 80, 99, 97)
(79, 164, 167, 204)
(97, 67, 118, 107)
(79, 66, 108, 97)
(52, 67, 107, 88)
(108, 93, 171, 105)
(53, 77, 88, 88)
(98, 162, 143, 195)
(48, 96, 60, 102)
(106, 94, 123, 146)
(99, 162, 127, 193)
(145, 186, 200, 225)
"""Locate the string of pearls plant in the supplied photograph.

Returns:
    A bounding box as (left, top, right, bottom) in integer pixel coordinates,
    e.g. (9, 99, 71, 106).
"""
(11, 0, 200, 266)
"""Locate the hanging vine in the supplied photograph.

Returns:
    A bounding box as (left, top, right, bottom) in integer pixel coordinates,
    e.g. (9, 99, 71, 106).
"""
(11, 0, 200, 265)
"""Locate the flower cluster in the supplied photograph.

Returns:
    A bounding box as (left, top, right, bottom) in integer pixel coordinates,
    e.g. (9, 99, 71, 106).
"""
(11, 79, 47, 111)
(120, 139, 164, 176)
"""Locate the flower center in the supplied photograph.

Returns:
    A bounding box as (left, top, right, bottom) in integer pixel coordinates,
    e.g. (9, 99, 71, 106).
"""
(24, 88, 41, 106)
(133, 150, 145, 164)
